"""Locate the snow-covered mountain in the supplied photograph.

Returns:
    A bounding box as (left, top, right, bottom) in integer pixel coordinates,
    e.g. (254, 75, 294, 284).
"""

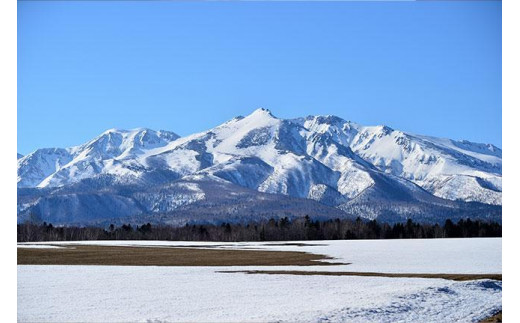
(295, 115, 501, 205)
(18, 128, 179, 188)
(17, 108, 501, 225)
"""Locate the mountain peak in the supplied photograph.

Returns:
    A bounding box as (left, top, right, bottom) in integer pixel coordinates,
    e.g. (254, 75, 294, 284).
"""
(249, 108, 275, 118)
(101, 127, 155, 135)
(102, 128, 124, 134)
(377, 125, 394, 134)
(306, 114, 347, 126)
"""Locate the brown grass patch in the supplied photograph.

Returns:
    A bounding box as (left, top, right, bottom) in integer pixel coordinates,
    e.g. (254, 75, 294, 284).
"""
(264, 243, 324, 247)
(17, 245, 338, 266)
(480, 311, 502, 323)
(220, 270, 502, 281)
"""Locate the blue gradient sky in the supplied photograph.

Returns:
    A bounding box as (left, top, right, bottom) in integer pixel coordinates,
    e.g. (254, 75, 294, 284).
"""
(18, 1, 501, 154)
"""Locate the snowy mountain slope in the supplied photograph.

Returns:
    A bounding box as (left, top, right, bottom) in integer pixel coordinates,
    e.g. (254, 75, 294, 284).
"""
(351, 128, 501, 205)
(127, 109, 341, 201)
(17, 108, 501, 225)
(294, 115, 502, 205)
(17, 148, 73, 188)
(17, 128, 179, 188)
(138, 109, 386, 205)
(17, 176, 357, 226)
(17, 173, 500, 226)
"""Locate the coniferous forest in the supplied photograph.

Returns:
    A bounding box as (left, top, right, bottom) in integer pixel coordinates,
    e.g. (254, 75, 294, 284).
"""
(17, 216, 501, 242)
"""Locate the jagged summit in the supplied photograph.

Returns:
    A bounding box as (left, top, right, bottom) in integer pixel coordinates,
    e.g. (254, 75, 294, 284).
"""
(246, 107, 276, 119)
(101, 127, 124, 134)
(97, 127, 178, 137)
(253, 107, 273, 114)
(18, 128, 180, 188)
(17, 109, 502, 225)
(304, 114, 347, 125)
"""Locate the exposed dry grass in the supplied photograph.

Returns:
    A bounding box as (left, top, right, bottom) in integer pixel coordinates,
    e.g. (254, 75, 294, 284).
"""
(18, 244, 501, 282)
(480, 311, 502, 323)
(219, 270, 502, 281)
(17, 245, 338, 266)
(264, 243, 323, 247)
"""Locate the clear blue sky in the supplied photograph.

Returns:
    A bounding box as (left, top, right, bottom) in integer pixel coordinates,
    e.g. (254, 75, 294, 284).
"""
(18, 1, 501, 154)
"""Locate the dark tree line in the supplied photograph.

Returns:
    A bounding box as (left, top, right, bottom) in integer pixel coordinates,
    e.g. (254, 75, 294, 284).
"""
(17, 216, 501, 242)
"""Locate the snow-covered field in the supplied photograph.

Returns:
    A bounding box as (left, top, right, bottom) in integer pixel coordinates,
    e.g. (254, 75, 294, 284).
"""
(18, 238, 501, 322)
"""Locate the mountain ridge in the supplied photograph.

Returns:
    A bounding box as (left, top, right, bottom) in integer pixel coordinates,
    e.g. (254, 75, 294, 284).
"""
(17, 108, 502, 225)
